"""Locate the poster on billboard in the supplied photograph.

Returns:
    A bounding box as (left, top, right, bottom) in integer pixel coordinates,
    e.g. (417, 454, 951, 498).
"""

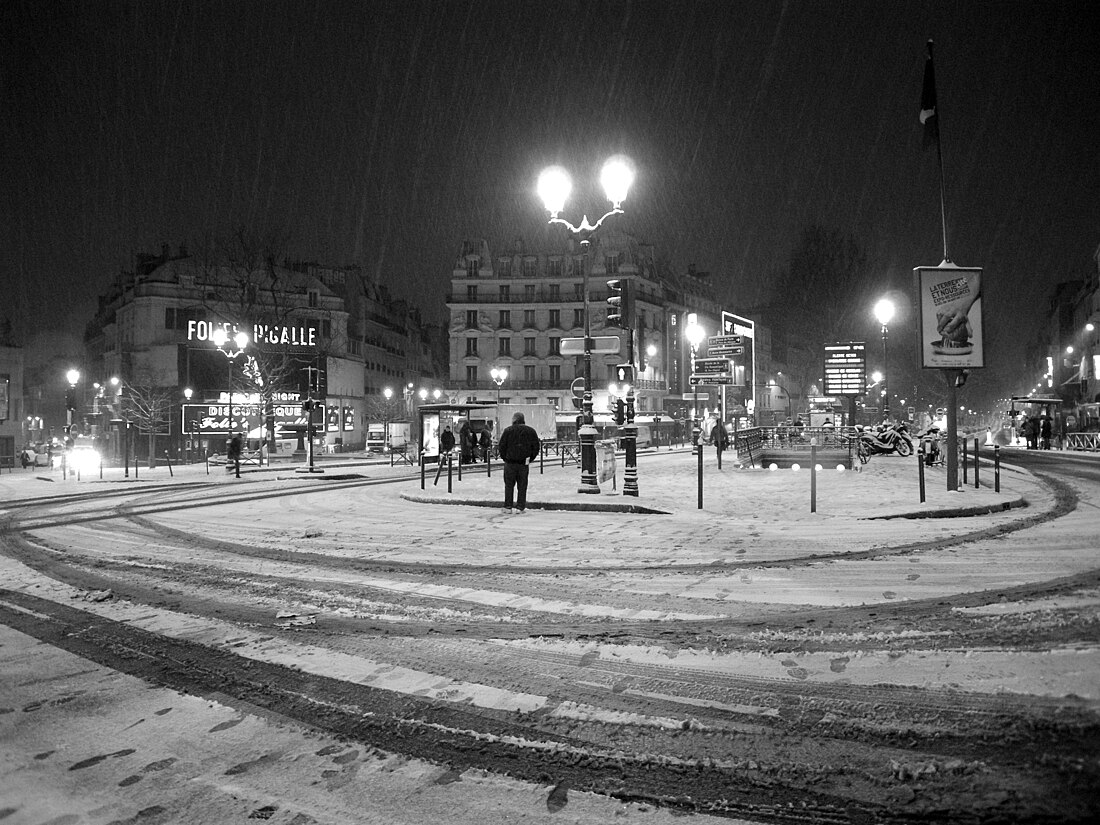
(915, 264, 984, 369)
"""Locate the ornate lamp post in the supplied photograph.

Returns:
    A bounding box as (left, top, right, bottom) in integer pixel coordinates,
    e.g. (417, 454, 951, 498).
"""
(182, 387, 193, 462)
(211, 327, 249, 478)
(383, 387, 393, 451)
(685, 314, 705, 509)
(490, 366, 508, 403)
(874, 298, 895, 421)
(538, 155, 634, 494)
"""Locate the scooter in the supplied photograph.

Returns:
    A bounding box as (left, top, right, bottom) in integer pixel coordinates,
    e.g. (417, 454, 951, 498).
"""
(857, 423, 914, 461)
(917, 425, 943, 466)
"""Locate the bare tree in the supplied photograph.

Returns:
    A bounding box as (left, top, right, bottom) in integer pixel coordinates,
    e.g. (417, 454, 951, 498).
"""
(120, 378, 174, 468)
(191, 228, 346, 449)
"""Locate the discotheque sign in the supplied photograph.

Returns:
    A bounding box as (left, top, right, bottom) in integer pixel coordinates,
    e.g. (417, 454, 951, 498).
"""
(186, 319, 318, 348)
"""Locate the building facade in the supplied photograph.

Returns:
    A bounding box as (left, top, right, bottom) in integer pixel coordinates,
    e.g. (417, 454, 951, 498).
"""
(443, 232, 737, 424)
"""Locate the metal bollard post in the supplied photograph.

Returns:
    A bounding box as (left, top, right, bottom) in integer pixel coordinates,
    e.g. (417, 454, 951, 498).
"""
(994, 445, 1000, 493)
(456, 452, 462, 482)
(810, 445, 817, 513)
(165, 450, 174, 477)
(973, 437, 980, 488)
(448, 454, 453, 493)
(961, 438, 968, 485)
(421, 456, 426, 489)
(697, 438, 703, 510)
(918, 447, 926, 503)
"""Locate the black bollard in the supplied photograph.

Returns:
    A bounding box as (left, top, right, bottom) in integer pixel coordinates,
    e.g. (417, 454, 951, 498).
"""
(994, 445, 1000, 493)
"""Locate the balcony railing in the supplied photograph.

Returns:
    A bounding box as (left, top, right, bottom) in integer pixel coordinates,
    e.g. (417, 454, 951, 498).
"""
(453, 378, 667, 392)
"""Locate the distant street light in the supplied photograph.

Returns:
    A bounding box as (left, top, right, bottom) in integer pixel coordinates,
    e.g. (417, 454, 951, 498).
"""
(538, 155, 634, 495)
(873, 299, 895, 420)
(490, 366, 508, 402)
(211, 327, 249, 478)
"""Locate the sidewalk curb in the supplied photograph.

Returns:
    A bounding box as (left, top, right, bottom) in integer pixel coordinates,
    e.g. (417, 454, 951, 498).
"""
(400, 493, 670, 515)
(864, 495, 1028, 520)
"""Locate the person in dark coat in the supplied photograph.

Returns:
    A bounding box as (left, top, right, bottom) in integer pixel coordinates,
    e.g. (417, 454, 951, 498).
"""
(439, 425, 455, 462)
(497, 412, 541, 514)
(1039, 415, 1052, 450)
(478, 427, 492, 461)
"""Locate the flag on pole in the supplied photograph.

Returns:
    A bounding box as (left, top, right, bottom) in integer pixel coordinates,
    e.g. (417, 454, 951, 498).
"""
(920, 40, 939, 149)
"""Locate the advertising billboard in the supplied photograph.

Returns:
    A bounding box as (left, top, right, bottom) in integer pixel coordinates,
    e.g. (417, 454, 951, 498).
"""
(915, 265, 984, 369)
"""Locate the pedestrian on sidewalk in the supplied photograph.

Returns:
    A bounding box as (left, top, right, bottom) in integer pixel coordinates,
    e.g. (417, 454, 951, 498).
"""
(498, 411, 540, 514)
(439, 425, 455, 463)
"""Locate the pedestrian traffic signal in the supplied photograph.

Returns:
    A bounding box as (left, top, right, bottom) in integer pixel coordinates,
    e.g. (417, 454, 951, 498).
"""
(615, 364, 634, 385)
(302, 399, 318, 412)
(606, 278, 626, 327)
(613, 398, 626, 425)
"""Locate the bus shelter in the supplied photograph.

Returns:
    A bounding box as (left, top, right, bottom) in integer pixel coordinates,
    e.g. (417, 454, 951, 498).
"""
(417, 402, 498, 464)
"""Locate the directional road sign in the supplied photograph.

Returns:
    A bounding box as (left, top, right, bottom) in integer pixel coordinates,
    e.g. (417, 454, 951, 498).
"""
(690, 374, 734, 385)
(692, 357, 732, 375)
(560, 336, 621, 356)
(570, 377, 586, 399)
(707, 334, 743, 355)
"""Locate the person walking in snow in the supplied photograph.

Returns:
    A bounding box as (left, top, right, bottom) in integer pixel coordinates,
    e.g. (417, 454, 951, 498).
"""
(497, 411, 540, 514)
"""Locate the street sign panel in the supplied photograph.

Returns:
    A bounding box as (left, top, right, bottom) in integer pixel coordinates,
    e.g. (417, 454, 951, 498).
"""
(570, 377, 586, 399)
(690, 374, 734, 385)
(692, 357, 731, 375)
(560, 336, 621, 356)
(708, 334, 743, 354)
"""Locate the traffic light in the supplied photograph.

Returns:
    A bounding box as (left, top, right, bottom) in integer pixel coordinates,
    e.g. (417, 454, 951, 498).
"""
(65, 387, 77, 411)
(615, 364, 634, 385)
(606, 278, 626, 327)
(302, 399, 317, 412)
(613, 398, 626, 425)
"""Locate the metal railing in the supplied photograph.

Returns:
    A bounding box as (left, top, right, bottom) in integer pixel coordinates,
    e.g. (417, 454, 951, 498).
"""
(1065, 432, 1100, 451)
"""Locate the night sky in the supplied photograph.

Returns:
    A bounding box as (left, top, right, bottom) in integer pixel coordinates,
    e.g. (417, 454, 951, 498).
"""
(3, 0, 1097, 409)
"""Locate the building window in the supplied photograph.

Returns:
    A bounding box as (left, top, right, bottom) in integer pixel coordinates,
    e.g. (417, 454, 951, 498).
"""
(549, 365, 561, 382)
(548, 283, 560, 301)
(525, 397, 537, 405)
(604, 254, 619, 275)
(522, 258, 538, 278)
(574, 282, 584, 301)
(499, 310, 511, 328)
(497, 258, 511, 277)
(466, 310, 478, 329)
(466, 257, 479, 277)
(498, 337, 511, 356)
(466, 365, 478, 383)
(548, 309, 560, 328)
(465, 337, 478, 356)
(499, 284, 510, 302)
(466, 284, 478, 301)
(524, 336, 536, 356)
(524, 284, 536, 301)
(549, 336, 561, 356)
(523, 309, 536, 327)
(321, 319, 332, 339)
(572, 308, 585, 329)
(308, 290, 319, 308)
(548, 259, 563, 277)
(574, 355, 584, 374)
(524, 365, 536, 382)
(572, 258, 584, 276)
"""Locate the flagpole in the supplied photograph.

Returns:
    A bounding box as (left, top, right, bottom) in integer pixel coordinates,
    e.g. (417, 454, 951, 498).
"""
(927, 39, 950, 263)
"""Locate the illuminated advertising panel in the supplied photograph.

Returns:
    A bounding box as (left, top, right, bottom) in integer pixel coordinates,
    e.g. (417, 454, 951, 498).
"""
(823, 342, 867, 396)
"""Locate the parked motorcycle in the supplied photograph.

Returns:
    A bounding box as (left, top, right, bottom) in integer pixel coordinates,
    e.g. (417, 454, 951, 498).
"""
(856, 422, 913, 463)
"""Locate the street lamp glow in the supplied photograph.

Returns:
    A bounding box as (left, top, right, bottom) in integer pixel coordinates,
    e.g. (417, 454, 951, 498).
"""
(66, 368, 80, 386)
(646, 343, 658, 358)
(873, 299, 895, 326)
(537, 166, 571, 216)
(1086, 322, 1095, 332)
(685, 313, 705, 349)
(600, 155, 635, 208)
(383, 387, 393, 400)
(1066, 345, 1074, 354)
(871, 370, 883, 383)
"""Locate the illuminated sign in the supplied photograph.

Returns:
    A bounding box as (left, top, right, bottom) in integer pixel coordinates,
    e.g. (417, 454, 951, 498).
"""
(182, 402, 318, 437)
(186, 319, 318, 348)
(823, 342, 867, 396)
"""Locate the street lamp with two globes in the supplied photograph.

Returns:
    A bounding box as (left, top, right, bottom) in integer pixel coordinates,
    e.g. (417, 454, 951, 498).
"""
(537, 155, 634, 494)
